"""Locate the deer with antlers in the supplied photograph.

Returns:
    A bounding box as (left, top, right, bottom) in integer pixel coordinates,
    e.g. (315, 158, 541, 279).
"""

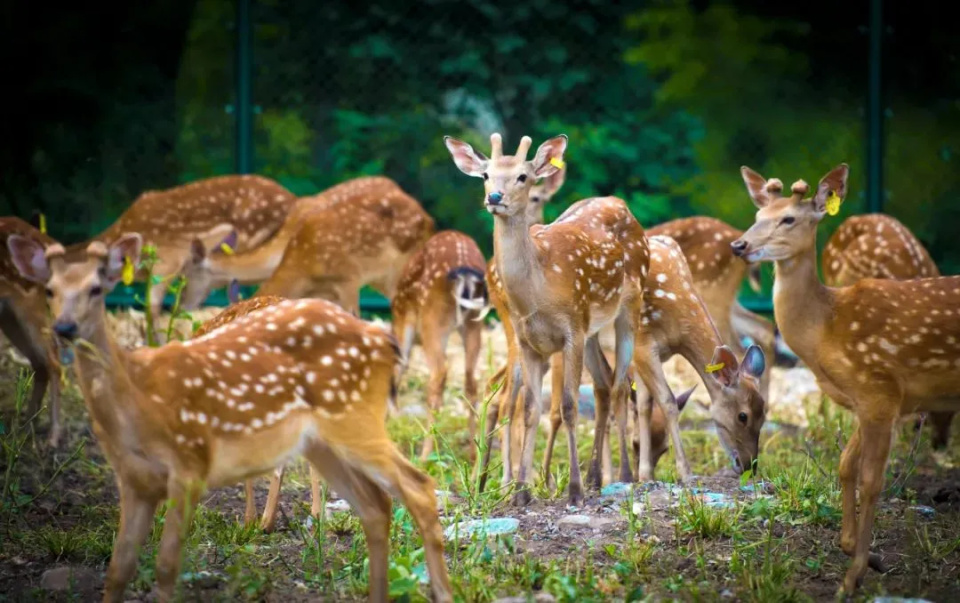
(181, 177, 401, 303)
(0, 218, 62, 445)
(7, 233, 452, 603)
(821, 213, 952, 449)
(446, 133, 692, 505)
(731, 164, 960, 594)
(647, 217, 775, 400)
(391, 230, 488, 461)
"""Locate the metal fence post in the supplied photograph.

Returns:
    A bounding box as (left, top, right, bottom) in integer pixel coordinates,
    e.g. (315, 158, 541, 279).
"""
(235, 0, 253, 174)
(866, 0, 884, 213)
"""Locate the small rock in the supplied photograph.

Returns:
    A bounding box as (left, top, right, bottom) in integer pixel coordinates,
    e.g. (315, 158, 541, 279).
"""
(401, 403, 429, 418)
(600, 482, 633, 498)
(445, 517, 519, 540)
(493, 593, 556, 603)
(326, 499, 351, 513)
(180, 570, 223, 588)
(558, 514, 617, 530)
(871, 598, 935, 603)
(720, 589, 735, 598)
(40, 566, 100, 594)
(907, 505, 936, 518)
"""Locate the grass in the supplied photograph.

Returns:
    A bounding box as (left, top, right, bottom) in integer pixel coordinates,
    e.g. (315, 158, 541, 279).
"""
(2, 361, 960, 602)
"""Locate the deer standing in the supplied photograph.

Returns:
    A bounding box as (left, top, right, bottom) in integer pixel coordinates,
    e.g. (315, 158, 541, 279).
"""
(0, 218, 62, 445)
(731, 164, 960, 594)
(648, 217, 775, 401)
(446, 133, 690, 505)
(182, 177, 401, 301)
(821, 213, 952, 448)
(7, 233, 452, 603)
(541, 234, 767, 480)
(391, 230, 488, 461)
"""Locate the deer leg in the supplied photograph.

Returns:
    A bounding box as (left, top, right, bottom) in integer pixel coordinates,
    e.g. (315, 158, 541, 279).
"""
(476, 366, 504, 492)
(419, 320, 449, 462)
(541, 353, 564, 491)
(103, 485, 159, 603)
(243, 479, 257, 526)
(309, 465, 322, 519)
(260, 463, 286, 533)
(559, 333, 586, 505)
(514, 346, 547, 506)
(610, 314, 638, 484)
(500, 362, 523, 487)
(929, 411, 953, 450)
(462, 321, 482, 455)
(838, 423, 862, 556)
(44, 350, 62, 448)
(633, 341, 691, 481)
(844, 416, 896, 594)
(583, 338, 615, 486)
(155, 479, 202, 602)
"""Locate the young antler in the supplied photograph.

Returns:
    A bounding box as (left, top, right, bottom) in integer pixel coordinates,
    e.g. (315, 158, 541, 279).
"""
(0, 217, 62, 446)
(821, 213, 952, 448)
(7, 233, 452, 603)
(391, 230, 488, 461)
(732, 164, 960, 595)
(647, 217, 775, 400)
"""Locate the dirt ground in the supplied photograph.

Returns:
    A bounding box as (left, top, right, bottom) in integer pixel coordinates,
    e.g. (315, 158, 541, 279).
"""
(0, 310, 958, 602)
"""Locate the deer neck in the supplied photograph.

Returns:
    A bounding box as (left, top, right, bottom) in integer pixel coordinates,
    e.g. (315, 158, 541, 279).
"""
(682, 313, 726, 403)
(771, 240, 832, 363)
(492, 210, 546, 317)
(209, 233, 290, 283)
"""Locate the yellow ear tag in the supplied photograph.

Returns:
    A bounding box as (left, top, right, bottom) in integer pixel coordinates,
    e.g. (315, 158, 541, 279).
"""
(39, 213, 47, 234)
(219, 242, 235, 255)
(705, 362, 725, 373)
(631, 381, 637, 391)
(550, 157, 565, 170)
(121, 256, 135, 286)
(825, 191, 842, 216)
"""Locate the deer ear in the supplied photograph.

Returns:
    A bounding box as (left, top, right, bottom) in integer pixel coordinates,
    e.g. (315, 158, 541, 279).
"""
(741, 166, 773, 208)
(676, 385, 697, 412)
(740, 344, 766, 381)
(709, 345, 740, 387)
(105, 233, 143, 284)
(538, 164, 567, 199)
(443, 136, 488, 177)
(532, 135, 568, 179)
(7, 235, 50, 284)
(813, 163, 849, 213)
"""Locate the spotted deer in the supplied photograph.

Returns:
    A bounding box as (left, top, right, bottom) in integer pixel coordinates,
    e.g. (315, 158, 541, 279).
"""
(446, 133, 689, 506)
(182, 177, 401, 302)
(391, 230, 488, 461)
(253, 186, 435, 309)
(731, 164, 960, 594)
(0, 218, 62, 445)
(648, 217, 775, 400)
(7, 233, 452, 603)
(821, 213, 952, 448)
(542, 235, 767, 480)
(77, 175, 296, 317)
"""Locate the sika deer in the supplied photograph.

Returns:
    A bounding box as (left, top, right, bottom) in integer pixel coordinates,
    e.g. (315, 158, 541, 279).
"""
(446, 133, 688, 505)
(542, 235, 767, 480)
(731, 164, 960, 594)
(0, 218, 62, 445)
(648, 217, 775, 400)
(391, 230, 488, 461)
(7, 233, 452, 603)
(821, 214, 952, 448)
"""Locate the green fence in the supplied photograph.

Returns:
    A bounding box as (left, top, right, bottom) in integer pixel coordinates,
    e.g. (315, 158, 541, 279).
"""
(7, 0, 960, 314)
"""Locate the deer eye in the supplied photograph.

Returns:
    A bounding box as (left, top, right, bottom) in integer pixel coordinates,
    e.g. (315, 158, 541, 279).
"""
(90, 285, 103, 297)
(45, 288, 54, 298)
(482, 172, 489, 181)
(780, 216, 795, 226)
(738, 412, 749, 424)
(517, 174, 527, 183)
(531, 196, 541, 203)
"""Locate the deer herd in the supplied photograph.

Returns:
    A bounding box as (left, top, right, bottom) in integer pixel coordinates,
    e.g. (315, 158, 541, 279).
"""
(1, 132, 956, 600)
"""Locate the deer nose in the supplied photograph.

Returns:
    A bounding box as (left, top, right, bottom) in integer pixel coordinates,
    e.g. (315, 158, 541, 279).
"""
(53, 320, 78, 340)
(730, 239, 748, 256)
(487, 192, 504, 205)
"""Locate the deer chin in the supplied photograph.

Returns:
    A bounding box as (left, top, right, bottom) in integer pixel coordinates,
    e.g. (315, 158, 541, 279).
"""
(485, 203, 513, 216)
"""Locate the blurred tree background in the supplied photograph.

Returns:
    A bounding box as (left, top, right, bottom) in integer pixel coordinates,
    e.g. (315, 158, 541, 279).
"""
(2, 0, 959, 306)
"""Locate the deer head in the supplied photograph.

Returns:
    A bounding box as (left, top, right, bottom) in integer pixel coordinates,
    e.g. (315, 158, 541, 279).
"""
(8, 233, 142, 343)
(180, 227, 240, 309)
(443, 133, 567, 218)
(731, 165, 849, 262)
(527, 164, 566, 224)
(707, 344, 766, 474)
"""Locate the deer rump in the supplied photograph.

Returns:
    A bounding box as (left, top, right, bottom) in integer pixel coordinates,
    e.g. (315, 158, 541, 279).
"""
(448, 266, 489, 325)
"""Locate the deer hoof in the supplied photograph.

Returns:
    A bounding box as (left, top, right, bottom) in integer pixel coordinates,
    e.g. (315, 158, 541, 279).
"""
(512, 488, 532, 507)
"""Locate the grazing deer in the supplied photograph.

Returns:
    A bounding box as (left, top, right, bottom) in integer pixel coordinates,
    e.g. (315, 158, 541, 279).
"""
(391, 230, 488, 461)
(542, 235, 767, 480)
(253, 186, 435, 309)
(190, 295, 320, 532)
(822, 213, 952, 449)
(446, 133, 689, 505)
(7, 233, 452, 603)
(0, 218, 62, 446)
(648, 217, 775, 400)
(182, 177, 401, 303)
(80, 175, 297, 317)
(730, 164, 960, 594)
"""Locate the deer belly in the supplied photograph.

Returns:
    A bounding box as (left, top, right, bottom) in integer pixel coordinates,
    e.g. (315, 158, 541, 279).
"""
(517, 315, 565, 356)
(205, 413, 316, 488)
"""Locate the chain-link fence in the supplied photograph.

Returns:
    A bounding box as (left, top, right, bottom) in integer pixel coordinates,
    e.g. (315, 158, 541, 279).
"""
(6, 0, 959, 310)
